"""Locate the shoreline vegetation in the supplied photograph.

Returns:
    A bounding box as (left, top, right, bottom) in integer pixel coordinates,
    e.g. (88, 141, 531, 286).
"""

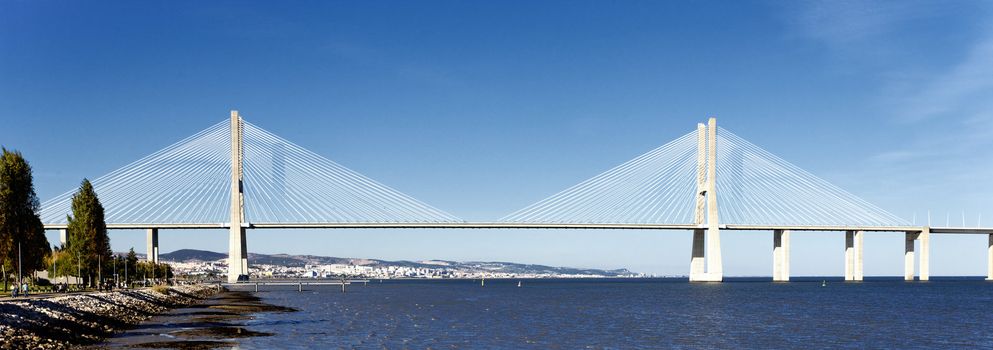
(0, 284, 221, 349)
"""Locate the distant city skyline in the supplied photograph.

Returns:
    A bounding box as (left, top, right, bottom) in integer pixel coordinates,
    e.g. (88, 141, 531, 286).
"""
(2, 1, 992, 276)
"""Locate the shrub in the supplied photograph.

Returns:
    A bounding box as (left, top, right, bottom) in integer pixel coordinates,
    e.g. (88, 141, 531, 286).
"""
(151, 284, 170, 295)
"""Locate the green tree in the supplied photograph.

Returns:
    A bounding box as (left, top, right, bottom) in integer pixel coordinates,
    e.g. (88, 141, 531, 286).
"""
(65, 179, 111, 287)
(0, 148, 52, 287)
(125, 247, 138, 283)
(113, 255, 124, 283)
(136, 261, 153, 283)
(159, 263, 173, 280)
(48, 247, 72, 278)
(134, 261, 173, 284)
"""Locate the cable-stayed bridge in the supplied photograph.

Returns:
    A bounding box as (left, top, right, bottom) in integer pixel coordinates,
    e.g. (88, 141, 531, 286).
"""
(39, 112, 993, 283)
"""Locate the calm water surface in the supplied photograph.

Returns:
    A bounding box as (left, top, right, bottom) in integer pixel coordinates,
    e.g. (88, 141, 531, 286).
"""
(232, 278, 993, 349)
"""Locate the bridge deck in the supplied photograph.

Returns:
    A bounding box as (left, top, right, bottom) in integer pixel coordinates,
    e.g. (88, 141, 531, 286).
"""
(41, 222, 992, 233)
(224, 280, 369, 286)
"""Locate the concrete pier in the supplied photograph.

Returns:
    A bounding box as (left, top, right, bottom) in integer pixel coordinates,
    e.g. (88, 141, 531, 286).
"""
(844, 230, 864, 281)
(690, 229, 705, 279)
(845, 231, 854, 281)
(988, 234, 993, 281)
(59, 229, 67, 246)
(920, 227, 930, 281)
(854, 230, 864, 281)
(773, 229, 790, 282)
(146, 228, 159, 263)
(905, 232, 917, 281)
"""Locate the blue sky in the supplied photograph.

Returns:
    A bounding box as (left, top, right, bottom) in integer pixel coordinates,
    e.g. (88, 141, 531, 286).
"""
(2, 1, 992, 276)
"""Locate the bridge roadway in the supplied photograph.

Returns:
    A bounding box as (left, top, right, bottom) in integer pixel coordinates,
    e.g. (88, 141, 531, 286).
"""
(38, 116, 993, 283)
(40, 223, 993, 283)
(40, 222, 993, 234)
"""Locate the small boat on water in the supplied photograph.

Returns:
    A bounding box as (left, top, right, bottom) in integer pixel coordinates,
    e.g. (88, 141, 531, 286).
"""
(517, 281, 522, 288)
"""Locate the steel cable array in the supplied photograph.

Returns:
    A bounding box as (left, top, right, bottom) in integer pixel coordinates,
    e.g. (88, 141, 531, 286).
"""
(38, 119, 909, 228)
(715, 128, 909, 227)
(501, 126, 909, 227)
(500, 130, 699, 224)
(240, 121, 461, 224)
(39, 120, 232, 225)
(39, 119, 462, 225)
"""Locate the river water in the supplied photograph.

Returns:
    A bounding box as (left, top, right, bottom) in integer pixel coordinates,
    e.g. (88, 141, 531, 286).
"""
(211, 277, 993, 349)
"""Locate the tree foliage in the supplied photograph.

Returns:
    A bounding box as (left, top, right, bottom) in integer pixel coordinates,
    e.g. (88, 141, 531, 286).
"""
(48, 247, 79, 280)
(0, 148, 51, 275)
(112, 254, 124, 280)
(125, 247, 138, 281)
(136, 261, 173, 280)
(65, 179, 111, 284)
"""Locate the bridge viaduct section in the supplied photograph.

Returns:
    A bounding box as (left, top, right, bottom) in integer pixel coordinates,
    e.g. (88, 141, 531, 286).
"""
(42, 113, 993, 283)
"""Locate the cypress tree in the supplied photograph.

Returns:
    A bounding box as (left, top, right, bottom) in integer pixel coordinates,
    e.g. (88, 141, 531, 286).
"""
(0, 148, 52, 282)
(65, 179, 111, 286)
(126, 247, 138, 283)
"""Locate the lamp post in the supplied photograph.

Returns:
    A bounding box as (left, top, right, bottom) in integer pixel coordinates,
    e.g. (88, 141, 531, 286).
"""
(76, 251, 81, 290)
(17, 242, 22, 290)
(53, 251, 59, 288)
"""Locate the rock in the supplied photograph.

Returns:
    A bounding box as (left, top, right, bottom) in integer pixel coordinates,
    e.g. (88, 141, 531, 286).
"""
(0, 284, 220, 349)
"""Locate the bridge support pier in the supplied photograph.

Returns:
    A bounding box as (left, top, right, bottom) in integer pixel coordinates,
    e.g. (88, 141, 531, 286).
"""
(905, 232, 917, 281)
(146, 228, 158, 263)
(773, 229, 790, 282)
(845, 231, 854, 281)
(844, 231, 864, 281)
(59, 229, 67, 246)
(920, 227, 930, 281)
(854, 230, 864, 281)
(688, 229, 722, 282)
(705, 227, 723, 281)
(689, 229, 705, 279)
(229, 227, 248, 282)
(987, 234, 993, 281)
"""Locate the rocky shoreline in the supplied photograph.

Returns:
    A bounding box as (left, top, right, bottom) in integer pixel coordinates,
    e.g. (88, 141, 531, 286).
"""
(0, 284, 221, 349)
(95, 289, 297, 349)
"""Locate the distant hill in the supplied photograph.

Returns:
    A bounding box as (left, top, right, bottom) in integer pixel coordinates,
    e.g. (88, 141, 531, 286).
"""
(159, 249, 227, 262)
(152, 249, 638, 276)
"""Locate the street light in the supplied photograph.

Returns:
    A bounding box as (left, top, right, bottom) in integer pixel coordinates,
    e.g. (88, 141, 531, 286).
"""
(17, 242, 22, 290)
(52, 250, 58, 288)
(76, 251, 81, 290)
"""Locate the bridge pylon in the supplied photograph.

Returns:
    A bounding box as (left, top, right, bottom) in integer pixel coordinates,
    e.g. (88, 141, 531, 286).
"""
(228, 110, 249, 283)
(689, 117, 722, 282)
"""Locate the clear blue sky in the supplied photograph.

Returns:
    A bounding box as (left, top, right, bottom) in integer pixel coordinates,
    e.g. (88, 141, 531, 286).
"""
(2, 1, 992, 276)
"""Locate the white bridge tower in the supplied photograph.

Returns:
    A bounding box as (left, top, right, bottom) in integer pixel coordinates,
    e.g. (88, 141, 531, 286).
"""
(228, 110, 248, 283)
